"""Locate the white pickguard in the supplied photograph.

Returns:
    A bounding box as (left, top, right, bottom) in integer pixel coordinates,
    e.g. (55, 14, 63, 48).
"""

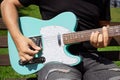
(40, 26, 79, 65)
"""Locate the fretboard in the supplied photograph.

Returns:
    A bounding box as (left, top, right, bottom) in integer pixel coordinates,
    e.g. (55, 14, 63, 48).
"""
(63, 25, 120, 45)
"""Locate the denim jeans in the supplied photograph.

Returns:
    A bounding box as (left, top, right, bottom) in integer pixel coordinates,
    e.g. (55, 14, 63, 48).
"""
(37, 51, 120, 80)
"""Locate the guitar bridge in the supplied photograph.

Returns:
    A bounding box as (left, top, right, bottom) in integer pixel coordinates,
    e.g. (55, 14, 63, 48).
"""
(19, 57, 46, 65)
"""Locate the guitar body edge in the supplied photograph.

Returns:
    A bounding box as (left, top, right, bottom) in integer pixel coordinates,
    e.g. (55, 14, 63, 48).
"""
(8, 12, 82, 75)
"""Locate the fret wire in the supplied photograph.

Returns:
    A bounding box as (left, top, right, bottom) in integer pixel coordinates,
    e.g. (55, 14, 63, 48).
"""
(63, 25, 120, 44)
(109, 26, 120, 37)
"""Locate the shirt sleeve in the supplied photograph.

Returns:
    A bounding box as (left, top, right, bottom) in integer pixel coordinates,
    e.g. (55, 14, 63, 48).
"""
(100, 0, 111, 21)
(19, 0, 39, 7)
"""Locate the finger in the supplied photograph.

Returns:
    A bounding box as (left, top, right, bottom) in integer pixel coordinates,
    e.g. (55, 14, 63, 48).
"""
(97, 34, 103, 48)
(91, 31, 99, 47)
(26, 48, 39, 56)
(93, 31, 99, 44)
(102, 27, 109, 47)
(106, 25, 110, 28)
(20, 56, 26, 62)
(24, 53, 33, 61)
(19, 52, 26, 61)
(19, 51, 33, 61)
(90, 32, 95, 45)
(90, 32, 97, 47)
(29, 39, 41, 50)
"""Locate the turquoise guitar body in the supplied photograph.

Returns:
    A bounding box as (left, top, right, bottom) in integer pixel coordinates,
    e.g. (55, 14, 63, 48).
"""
(8, 12, 81, 75)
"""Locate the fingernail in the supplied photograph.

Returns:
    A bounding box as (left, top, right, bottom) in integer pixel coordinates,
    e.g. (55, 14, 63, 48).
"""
(92, 32, 94, 34)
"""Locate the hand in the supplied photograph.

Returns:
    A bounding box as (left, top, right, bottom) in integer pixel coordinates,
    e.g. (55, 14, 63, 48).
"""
(90, 26, 111, 48)
(15, 36, 41, 62)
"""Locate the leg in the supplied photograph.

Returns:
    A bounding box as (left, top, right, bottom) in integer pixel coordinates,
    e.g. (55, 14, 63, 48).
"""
(37, 62, 82, 80)
(79, 51, 120, 80)
(84, 68, 120, 80)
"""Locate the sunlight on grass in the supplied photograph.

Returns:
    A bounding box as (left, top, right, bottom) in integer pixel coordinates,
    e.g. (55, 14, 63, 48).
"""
(98, 46, 120, 51)
(0, 66, 36, 79)
(111, 8, 120, 22)
(114, 61, 120, 66)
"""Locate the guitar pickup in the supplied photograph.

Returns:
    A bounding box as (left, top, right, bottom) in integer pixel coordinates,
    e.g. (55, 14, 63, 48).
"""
(19, 57, 46, 65)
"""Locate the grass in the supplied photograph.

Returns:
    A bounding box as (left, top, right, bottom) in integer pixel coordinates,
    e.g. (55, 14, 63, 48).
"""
(111, 8, 120, 22)
(0, 7, 120, 79)
(0, 48, 8, 54)
(0, 5, 39, 79)
(98, 46, 120, 51)
(18, 5, 41, 19)
(0, 66, 36, 80)
(0, 31, 7, 36)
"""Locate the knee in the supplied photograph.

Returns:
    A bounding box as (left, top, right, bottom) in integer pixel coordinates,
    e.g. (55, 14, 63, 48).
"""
(109, 76, 120, 80)
(83, 71, 99, 80)
(37, 62, 82, 80)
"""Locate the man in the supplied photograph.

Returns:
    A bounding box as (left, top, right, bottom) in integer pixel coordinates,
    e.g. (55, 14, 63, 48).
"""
(1, 0, 120, 80)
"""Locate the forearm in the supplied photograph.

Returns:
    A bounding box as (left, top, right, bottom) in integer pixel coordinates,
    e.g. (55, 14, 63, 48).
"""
(1, 0, 23, 41)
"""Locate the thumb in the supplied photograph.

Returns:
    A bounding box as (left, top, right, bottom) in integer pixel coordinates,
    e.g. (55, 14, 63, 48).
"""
(29, 40, 41, 51)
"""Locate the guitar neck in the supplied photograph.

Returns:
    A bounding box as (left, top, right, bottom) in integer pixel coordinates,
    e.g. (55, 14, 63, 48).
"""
(63, 25, 120, 45)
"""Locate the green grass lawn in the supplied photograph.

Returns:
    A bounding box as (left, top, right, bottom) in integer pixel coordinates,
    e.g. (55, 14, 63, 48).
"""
(0, 7, 120, 79)
(98, 46, 120, 51)
(0, 5, 39, 79)
(111, 8, 120, 22)
(0, 66, 36, 79)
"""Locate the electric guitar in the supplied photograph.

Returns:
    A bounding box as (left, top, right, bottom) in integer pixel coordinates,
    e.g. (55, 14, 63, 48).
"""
(8, 12, 120, 75)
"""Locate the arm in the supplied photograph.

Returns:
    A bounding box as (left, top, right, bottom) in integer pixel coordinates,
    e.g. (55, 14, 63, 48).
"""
(1, 0, 40, 61)
(90, 20, 111, 48)
(1, 0, 22, 38)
